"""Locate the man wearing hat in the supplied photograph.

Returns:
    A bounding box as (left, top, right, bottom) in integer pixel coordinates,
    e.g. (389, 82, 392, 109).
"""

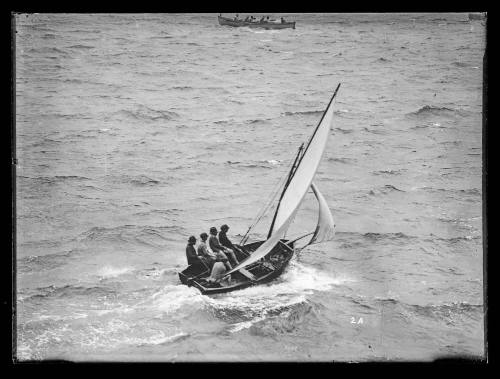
(185, 235, 199, 266)
(209, 226, 239, 267)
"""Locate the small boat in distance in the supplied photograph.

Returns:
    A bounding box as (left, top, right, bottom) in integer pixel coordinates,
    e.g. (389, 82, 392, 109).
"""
(218, 15, 296, 30)
(179, 84, 341, 295)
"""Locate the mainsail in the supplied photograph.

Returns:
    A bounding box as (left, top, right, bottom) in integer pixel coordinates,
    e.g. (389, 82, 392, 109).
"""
(268, 83, 340, 237)
(224, 84, 341, 277)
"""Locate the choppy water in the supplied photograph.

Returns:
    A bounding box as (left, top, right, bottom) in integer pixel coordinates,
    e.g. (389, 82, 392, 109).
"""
(15, 13, 485, 361)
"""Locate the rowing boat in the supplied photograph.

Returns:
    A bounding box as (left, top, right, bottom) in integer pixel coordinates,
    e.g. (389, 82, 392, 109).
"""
(179, 84, 341, 295)
(218, 15, 296, 30)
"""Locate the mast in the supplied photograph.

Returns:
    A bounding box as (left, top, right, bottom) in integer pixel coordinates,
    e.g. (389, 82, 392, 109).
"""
(267, 143, 304, 239)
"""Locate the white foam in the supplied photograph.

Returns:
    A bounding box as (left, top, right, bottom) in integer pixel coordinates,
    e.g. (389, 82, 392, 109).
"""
(147, 285, 206, 314)
(97, 266, 133, 279)
(132, 331, 188, 346)
(205, 262, 356, 332)
(266, 159, 281, 165)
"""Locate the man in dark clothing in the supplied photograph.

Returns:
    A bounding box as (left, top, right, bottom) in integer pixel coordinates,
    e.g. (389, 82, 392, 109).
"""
(219, 224, 247, 262)
(185, 236, 199, 265)
(185, 236, 209, 271)
(209, 226, 239, 267)
(219, 224, 238, 251)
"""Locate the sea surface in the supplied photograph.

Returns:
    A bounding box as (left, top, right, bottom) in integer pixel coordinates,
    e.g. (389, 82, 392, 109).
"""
(15, 13, 485, 362)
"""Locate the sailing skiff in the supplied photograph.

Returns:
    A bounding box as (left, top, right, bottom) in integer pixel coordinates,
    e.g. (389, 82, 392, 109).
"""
(179, 84, 341, 295)
(218, 15, 296, 30)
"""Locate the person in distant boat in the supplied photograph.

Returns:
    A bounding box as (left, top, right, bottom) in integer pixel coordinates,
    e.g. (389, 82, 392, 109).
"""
(281, 17, 286, 23)
(266, 16, 270, 21)
(209, 227, 239, 267)
(260, 16, 265, 23)
(197, 232, 216, 269)
(234, 14, 240, 21)
(219, 224, 245, 260)
(244, 16, 250, 22)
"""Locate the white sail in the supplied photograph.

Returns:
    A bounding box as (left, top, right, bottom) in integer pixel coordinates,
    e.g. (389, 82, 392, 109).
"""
(308, 182, 336, 245)
(269, 87, 339, 236)
(224, 85, 340, 277)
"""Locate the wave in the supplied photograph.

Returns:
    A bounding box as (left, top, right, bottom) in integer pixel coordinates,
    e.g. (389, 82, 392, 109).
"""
(372, 169, 404, 176)
(18, 175, 90, 186)
(368, 184, 405, 195)
(429, 234, 482, 243)
(350, 294, 483, 323)
(78, 224, 183, 247)
(226, 160, 276, 169)
(116, 106, 179, 122)
(123, 174, 160, 186)
(247, 118, 271, 124)
(452, 61, 471, 68)
(373, 57, 391, 63)
(134, 208, 181, 217)
(28, 137, 62, 148)
(333, 127, 353, 134)
(26, 47, 68, 55)
(41, 33, 57, 39)
(327, 157, 354, 164)
(363, 126, 386, 135)
(417, 186, 481, 197)
(406, 301, 483, 322)
(282, 110, 323, 117)
(170, 85, 194, 90)
(18, 249, 79, 273)
(67, 44, 95, 49)
(22, 284, 116, 302)
(406, 105, 466, 118)
(361, 231, 414, 241)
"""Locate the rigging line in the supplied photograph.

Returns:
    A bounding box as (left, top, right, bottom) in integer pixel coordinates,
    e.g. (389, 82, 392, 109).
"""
(239, 150, 298, 245)
(267, 143, 304, 239)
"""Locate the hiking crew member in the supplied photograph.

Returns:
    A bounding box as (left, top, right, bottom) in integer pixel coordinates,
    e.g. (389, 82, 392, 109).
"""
(209, 227, 239, 267)
(197, 232, 216, 269)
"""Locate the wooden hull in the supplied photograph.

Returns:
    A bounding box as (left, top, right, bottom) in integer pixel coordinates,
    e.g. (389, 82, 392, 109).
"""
(178, 240, 295, 295)
(218, 16, 295, 30)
